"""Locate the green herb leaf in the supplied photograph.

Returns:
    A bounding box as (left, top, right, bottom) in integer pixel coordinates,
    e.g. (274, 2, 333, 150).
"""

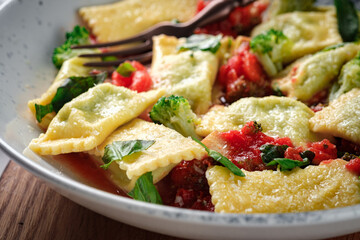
(101, 140, 155, 169)
(322, 43, 347, 52)
(266, 158, 311, 171)
(128, 172, 163, 204)
(192, 137, 245, 177)
(35, 72, 107, 122)
(116, 62, 136, 77)
(334, 0, 359, 42)
(177, 34, 222, 54)
(35, 104, 54, 123)
(260, 144, 289, 164)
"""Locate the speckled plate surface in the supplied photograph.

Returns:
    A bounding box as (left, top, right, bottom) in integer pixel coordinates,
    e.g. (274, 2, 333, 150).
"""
(1, 0, 360, 239)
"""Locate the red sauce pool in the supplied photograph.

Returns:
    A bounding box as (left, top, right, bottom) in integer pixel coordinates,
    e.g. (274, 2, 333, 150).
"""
(49, 152, 127, 197)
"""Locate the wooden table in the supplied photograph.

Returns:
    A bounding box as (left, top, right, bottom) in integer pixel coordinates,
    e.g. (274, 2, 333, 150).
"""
(1, 161, 360, 240)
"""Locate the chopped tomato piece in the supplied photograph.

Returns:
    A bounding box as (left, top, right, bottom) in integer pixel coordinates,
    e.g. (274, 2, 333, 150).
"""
(307, 139, 337, 165)
(345, 158, 360, 176)
(218, 121, 294, 171)
(130, 70, 152, 92)
(111, 71, 132, 87)
(238, 44, 266, 82)
(218, 42, 271, 103)
(111, 61, 152, 92)
(284, 147, 304, 161)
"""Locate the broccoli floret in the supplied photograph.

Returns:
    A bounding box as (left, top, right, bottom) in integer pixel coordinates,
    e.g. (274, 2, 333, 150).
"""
(149, 95, 200, 139)
(267, 0, 315, 18)
(52, 25, 96, 69)
(250, 29, 293, 77)
(329, 52, 360, 101)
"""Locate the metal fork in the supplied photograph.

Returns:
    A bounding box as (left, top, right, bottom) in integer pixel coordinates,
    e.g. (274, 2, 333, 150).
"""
(73, 0, 255, 67)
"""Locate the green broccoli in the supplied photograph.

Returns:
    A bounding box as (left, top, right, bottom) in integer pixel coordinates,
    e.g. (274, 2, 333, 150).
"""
(52, 25, 97, 69)
(149, 95, 200, 139)
(329, 52, 360, 101)
(250, 29, 293, 77)
(267, 0, 315, 18)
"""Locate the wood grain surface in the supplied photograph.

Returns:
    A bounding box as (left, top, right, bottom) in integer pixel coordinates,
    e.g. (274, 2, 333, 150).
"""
(1, 161, 360, 240)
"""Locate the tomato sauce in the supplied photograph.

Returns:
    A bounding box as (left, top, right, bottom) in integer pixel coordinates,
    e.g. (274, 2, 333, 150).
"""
(157, 158, 215, 211)
(219, 121, 293, 171)
(345, 158, 360, 176)
(49, 153, 127, 197)
(307, 139, 338, 165)
(218, 42, 272, 103)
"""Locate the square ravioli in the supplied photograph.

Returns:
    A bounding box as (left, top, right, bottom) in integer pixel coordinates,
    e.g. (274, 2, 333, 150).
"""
(207, 160, 360, 213)
(88, 119, 207, 191)
(251, 9, 342, 63)
(29, 84, 165, 155)
(310, 88, 360, 144)
(196, 96, 324, 145)
(28, 57, 101, 129)
(274, 43, 360, 101)
(151, 35, 219, 114)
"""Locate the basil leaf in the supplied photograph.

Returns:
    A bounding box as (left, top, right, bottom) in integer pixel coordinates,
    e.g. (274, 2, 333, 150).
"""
(35, 72, 107, 122)
(116, 62, 136, 77)
(192, 137, 245, 177)
(177, 34, 222, 54)
(35, 104, 54, 123)
(267, 158, 310, 171)
(101, 140, 155, 169)
(128, 172, 163, 204)
(260, 144, 289, 164)
(334, 0, 359, 42)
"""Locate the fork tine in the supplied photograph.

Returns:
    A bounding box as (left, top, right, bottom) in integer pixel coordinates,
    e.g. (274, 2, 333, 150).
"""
(83, 51, 153, 67)
(79, 40, 152, 58)
(72, 33, 148, 49)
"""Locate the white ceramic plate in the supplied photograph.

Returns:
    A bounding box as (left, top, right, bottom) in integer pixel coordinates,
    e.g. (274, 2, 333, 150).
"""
(1, 0, 360, 239)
